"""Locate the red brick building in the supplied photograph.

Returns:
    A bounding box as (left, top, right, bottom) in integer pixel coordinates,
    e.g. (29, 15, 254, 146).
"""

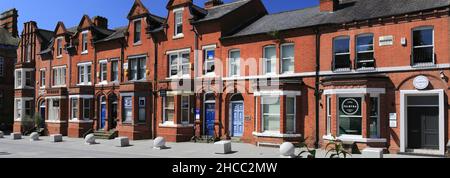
(13, 0, 450, 155)
(0, 8, 19, 132)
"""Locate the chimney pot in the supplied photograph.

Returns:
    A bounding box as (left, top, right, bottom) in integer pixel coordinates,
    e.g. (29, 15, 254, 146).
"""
(93, 16, 108, 29)
(205, 0, 224, 9)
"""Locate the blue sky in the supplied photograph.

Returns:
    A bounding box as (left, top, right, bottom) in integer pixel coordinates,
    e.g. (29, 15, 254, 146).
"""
(0, 0, 319, 32)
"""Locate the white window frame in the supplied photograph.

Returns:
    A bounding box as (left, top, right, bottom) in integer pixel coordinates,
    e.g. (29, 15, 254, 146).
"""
(163, 95, 175, 124)
(99, 60, 108, 84)
(326, 95, 332, 135)
(337, 94, 363, 137)
(123, 96, 133, 123)
(83, 99, 91, 120)
(56, 37, 63, 58)
(52, 66, 66, 87)
(204, 48, 215, 76)
(333, 36, 351, 71)
(111, 59, 119, 82)
(81, 30, 89, 54)
(369, 95, 380, 138)
(261, 96, 281, 133)
(77, 62, 92, 85)
(168, 51, 190, 78)
(263, 45, 277, 75)
(71, 98, 79, 121)
(173, 8, 184, 38)
(285, 96, 296, 134)
(281, 43, 295, 74)
(40, 69, 46, 88)
(133, 19, 142, 45)
(228, 49, 241, 77)
(355, 33, 375, 70)
(412, 26, 435, 66)
(181, 95, 190, 124)
(128, 56, 146, 81)
(14, 98, 34, 121)
(15, 68, 34, 89)
(0, 56, 4, 77)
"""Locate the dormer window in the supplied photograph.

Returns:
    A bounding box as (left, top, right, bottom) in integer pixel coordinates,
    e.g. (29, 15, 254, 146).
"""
(56, 37, 63, 57)
(133, 20, 142, 44)
(174, 8, 183, 38)
(81, 31, 88, 54)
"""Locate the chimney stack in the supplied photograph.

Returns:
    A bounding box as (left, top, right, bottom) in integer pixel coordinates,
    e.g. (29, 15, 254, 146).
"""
(0, 8, 18, 37)
(205, 0, 224, 9)
(93, 16, 108, 29)
(319, 0, 339, 12)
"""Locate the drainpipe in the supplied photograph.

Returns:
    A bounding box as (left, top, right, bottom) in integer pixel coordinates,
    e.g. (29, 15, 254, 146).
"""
(314, 27, 321, 149)
(150, 32, 158, 139)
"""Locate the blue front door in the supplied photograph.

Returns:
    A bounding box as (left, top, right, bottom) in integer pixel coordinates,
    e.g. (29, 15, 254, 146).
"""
(205, 103, 215, 136)
(232, 103, 244, 137)
(100, 104, 106, 129)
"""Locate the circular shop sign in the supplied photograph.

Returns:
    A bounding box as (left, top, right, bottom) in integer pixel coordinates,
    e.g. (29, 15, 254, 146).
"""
(413, 75, 429, 90)
(341, 98, 359, 115)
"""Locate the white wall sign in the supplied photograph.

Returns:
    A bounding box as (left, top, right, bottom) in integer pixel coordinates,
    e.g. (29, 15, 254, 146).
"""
(389, 113, 397, 128)
(413, 75, 429, 90)
(123, 63, 128, 70)
(379, 35, 394, 46)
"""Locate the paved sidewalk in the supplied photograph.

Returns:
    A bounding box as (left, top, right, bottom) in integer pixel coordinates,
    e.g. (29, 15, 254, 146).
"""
(0, 135, 434, 158)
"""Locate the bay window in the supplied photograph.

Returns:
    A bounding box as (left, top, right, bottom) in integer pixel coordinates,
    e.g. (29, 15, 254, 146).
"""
(262, 96, 280, 132)
(123, 97, 132, 123)
(263, 46, 276, 75)
(25, 71, 31, 86)
(369, 97, 380, 138)
(53, 67, 66, 86)
(129, 56, 146, 81)
(15, 70, 21, 88)
(228, 50, 240, 77)
(163, 96, 175, 123)
(168, 52, 190, 78)
(48, 99, 60, 121)
(71, 98, 78, 120)
(333, 36, 351, 71)
(181, 96, 189, 124)
(412, 27, 434, 66)
(338, 96, 362, 136)
(356, 34, 375, 69)
(281, 44, 295, 74)
(326, 95, 331, 135)
(15, 69, 34, 88)
(77, 63, 91, 85)
(83, 99, 90, 120)
(286, 96, 296, 133)
(16, 99, 22, 119)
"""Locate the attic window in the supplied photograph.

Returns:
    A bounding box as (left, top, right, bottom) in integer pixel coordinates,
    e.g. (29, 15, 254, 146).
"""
(56, 38, 63, 57)
(81, 31, 88, 54)
(174, 8, 183, 37)
(134, 20, 142, 44)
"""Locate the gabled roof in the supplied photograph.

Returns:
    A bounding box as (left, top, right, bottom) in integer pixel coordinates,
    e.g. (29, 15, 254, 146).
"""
(127, 0, 150, 19)
(228, 0, 450, 38)
(0, 28, 19, 46)
(192, 0, 252, 23)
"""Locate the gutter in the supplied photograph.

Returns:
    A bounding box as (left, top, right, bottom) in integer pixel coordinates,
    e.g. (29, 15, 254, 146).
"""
(314, 27, 321, 149)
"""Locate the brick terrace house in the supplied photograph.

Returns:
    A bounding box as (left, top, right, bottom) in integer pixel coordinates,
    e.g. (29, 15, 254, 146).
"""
(13, 0, 450, 155)
(0, 8, 19, 132)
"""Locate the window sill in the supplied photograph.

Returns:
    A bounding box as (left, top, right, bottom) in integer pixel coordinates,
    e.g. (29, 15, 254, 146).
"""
(96, 81, 108, 86)
(45, 120, 67, 124)
(333, 68, 351, 73)
(172, 34, 184, 39)
(76, 83, 92, 87)
(411, 62, 436, 68)
(252, 131, 302, 138)
(322, 135, 387, 143)
(81, 51, 88, 55)
(159, 122, 194, 128)
(52, 85, 67, 88)
(69, 119, 93, 123)
(56, 56, 63, 59)
(356, 67, 376, 71)
(133, 42, 142, 46)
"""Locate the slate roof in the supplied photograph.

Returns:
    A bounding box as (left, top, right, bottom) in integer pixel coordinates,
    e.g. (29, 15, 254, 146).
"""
(0, 28, 19, 46)
(94, 26, 127, 43)
(228, 0, 450, 38)
(193, 0, 252, 23)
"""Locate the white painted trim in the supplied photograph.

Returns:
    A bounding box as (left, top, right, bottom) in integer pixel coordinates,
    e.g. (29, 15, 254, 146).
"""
(254, 90, 301, 96)
(400, 89, 445, 155)
(173, 7, 184, 13)
(165, 48, 190, 55)
(158, 123, 194, 128)
(252, 131, 302, 138)
(45, 96, 67, 99)
(45, 120, 67, 124)
(98, 59, 107, 63)
(201, 44, 217, 50)
(69, 95, 94, 99)
(69, 120, 93, 123)
(322, 135, 387, 143)
(323, 88, 386, 95)
(167, 91, 194, 96)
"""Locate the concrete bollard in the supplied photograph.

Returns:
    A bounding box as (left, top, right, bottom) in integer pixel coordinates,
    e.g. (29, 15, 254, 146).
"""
(0, 131, 4, 138)
(280, 142, 296, 158)
(153, 137, 166, 149)
(50, 134, 63, 142)
(10, 132, 22, 140)
(30, 132, 39, 141)
(115, 137, 130, 147)
(362, 148, 384, 158)
(84, 134, 97, 145)
(214, 141, 232, 154)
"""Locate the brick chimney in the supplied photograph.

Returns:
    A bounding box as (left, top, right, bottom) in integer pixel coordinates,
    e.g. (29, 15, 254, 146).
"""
(167, 0, 193, 9)
(205, 0, 224, 9)
(319, 0, 339, 12)
(93, 16, 108, 29)
(0, 8, 18, 37)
